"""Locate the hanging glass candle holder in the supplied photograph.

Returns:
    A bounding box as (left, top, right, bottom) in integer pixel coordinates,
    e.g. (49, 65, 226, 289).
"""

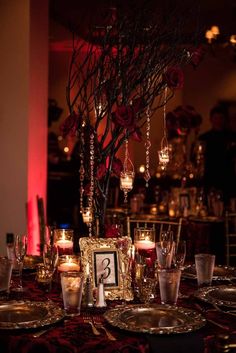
(158, 87, 169, 170)
(82, 207, 93, 224)
(158, 139, 170, 170)
(120, 138, 135, 203)
(120, 171, 135, 203)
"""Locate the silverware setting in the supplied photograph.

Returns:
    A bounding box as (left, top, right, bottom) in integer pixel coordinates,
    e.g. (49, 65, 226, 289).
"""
(32, 326, 55, 338)
(93, 317, 117, 341)
(194, 303, 230, 331)
(83, 315, 101, 336)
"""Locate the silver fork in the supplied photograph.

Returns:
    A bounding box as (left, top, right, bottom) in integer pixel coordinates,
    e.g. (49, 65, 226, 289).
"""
(93, 317, 116, 341)
(32, 326, 55, 338)
(83, 315, 101, 336)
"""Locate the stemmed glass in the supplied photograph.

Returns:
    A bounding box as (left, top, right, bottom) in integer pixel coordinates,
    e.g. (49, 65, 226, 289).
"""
(173, 240, 187, 298)
(156, 230, 174, 269)
(118, 252, 132, 305)
(43, 243, 59, 273)
(173, 240, 186, 270)
(14, 234, 27, 291)
(116, 238, 133, 305)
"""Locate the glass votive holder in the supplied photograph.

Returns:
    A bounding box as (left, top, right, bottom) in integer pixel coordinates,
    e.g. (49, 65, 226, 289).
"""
(57, 255, 81, 273)
(36, 264, 54, 292)
(54, 229, 74, 256)
(134, 227, 156, 262)
(82, 207, 93, 224)
(61, 271, 84, 316)
(120, 171, 134, 192)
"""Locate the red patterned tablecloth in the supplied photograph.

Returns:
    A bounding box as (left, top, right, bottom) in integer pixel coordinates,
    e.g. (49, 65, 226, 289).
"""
(0, 272, 235, 353)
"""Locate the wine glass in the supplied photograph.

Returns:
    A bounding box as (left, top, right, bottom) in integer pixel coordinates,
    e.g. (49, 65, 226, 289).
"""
(14, 234, 27, 291)
(156, 230, 174, 269)
(118, 252, 132, 305)
(43, 243, 59, 273)
(116, 238, 133, 304)
(173, 240, 187, 298)
(173, 240, 186, 269)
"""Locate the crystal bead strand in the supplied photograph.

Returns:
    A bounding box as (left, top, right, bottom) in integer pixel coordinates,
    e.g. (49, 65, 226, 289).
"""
(144, 105, 151, 187)
(88, 133, 94, 237)
(79, 122, 85, 214)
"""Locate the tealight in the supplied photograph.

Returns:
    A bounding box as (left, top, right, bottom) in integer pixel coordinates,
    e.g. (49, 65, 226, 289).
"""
(58, 255, 80, 272)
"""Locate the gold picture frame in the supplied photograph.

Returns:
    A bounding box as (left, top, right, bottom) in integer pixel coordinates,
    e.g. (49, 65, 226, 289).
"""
(79, 237, 133, 301)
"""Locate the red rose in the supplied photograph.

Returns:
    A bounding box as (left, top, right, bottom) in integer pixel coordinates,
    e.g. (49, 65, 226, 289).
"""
(112, 105, 136, 130)
(164, 66, 184, 90)
(97, 163, 107, 180)
(112, 157, 123, 177)
(105, 224, 121, 238)
(168, 105, 202, 136)
(60, 111, 79, 138)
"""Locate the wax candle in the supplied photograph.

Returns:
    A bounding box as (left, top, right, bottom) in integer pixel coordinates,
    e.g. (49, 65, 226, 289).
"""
(58, 257, 80, 272)
(120, 176, 133, 189)
(134, 240, 156, 250)
(82, 209, 92, 223)
(56, 238, 73, 249)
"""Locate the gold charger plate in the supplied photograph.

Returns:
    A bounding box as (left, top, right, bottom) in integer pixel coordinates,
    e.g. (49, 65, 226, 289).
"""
(104, 304, 206, 335)
(182, 265, 236, 281)
(194, 285, 236, 308)
(0, 301, 65, 330)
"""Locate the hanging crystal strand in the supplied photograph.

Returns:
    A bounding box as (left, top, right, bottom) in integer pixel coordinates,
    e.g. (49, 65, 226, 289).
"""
(124, 139, 129, 172)
(158, 86, 170, 170)
(144, 105, 151, 187)
(79, 121, 85, 214)
(88, 132, 95, 237)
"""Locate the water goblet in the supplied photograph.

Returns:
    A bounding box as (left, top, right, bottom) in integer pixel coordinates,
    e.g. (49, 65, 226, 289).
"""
(14, 234, 27, 292)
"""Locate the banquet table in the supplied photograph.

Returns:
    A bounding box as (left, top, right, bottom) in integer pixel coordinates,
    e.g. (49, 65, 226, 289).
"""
(1, 271, 236, 353)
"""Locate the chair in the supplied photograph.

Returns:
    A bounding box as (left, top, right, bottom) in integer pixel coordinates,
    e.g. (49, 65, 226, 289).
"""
(225, 212, 236, 266)
(126, 215, 183, 246)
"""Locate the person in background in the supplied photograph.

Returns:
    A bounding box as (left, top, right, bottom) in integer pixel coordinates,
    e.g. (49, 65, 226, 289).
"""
(198, 105, 236, 208)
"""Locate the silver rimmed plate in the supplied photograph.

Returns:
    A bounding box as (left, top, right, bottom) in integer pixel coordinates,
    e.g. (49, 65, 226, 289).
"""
(195, 285, 236, 308)
(104, 304, 206, 335)
(182, 265, 236, 281)
(0, 301, 65, 329)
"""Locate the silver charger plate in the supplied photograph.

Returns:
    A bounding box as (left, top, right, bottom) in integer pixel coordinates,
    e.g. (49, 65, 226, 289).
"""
(194, 285, 236, 308)
(104, 304, 206, 335)
(182, 265, 236, 281)
(0, 300, 65, 329)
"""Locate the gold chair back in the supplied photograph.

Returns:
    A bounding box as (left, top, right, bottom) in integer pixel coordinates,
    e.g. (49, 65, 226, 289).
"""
(126, 216, 183, 246)
(225, 211, 236, 266)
